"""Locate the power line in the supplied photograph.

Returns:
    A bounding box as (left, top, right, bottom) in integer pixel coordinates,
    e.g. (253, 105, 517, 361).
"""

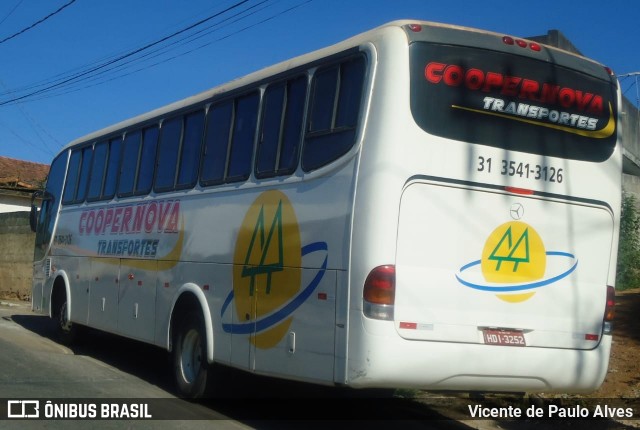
(0, 0, 313, 106)
(0, 0, 77, 45)
(619, 72, 640, 108)
(0, 0, 253, 106)
(0, 0, 25, 27)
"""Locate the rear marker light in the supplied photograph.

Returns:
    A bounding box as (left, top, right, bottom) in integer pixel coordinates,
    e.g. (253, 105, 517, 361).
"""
(409, 24, 422, 32)
(529, 42, 541, 52)
(503, 36, 541, 52)
(400, 322, 417, 329)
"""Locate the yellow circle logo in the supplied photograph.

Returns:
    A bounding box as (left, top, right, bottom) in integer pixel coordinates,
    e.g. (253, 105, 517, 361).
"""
(481, 221, 546, 302)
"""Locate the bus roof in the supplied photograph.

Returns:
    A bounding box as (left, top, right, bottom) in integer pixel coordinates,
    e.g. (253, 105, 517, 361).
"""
(62, 19, 611, 153)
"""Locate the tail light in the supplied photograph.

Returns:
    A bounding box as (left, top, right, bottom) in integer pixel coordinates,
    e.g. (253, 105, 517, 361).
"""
(363, 265, 395, 321)
(603, 285, 615, 334)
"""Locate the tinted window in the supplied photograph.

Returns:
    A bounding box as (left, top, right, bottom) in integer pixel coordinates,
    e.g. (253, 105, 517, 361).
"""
(257, 83, 285, 176)
(409, 42, 618, 161)
(136, 126, 158, 195)
(75, 146, 93, 202)
(303, 56, 366, 171)
(62, 150, 81, 204)
(155, 117, 182, 191)
(228, 92, 259, 181)
(118, 131, 141, 197)
(201, 102, 233, 185)
(177, 110, 205, 188)
(87, 141, 108, 200)
(308, 66, 338, 133)
(257, 76, 306, 178)
(35, 154, 67, 260)
(102, 137, 123, 200)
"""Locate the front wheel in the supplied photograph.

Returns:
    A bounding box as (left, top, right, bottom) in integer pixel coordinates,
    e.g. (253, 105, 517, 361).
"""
(172, 312, 211, 399)
(57, 300, 80, 345)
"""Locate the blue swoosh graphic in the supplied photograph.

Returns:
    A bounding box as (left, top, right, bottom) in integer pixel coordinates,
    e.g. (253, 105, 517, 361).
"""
(221, 241, 328, 334)
(455, 251, 577, 292)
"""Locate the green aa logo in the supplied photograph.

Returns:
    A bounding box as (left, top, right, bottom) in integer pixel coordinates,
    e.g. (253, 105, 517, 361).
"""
(241, 201, 284, 296)
(481, 221, 546, 284)
(488, 226, 530, 272)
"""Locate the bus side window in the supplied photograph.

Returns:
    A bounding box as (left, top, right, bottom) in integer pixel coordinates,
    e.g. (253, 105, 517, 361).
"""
(62, 149, 82, 205)
(118, 131, 142, 197)
(201, 101, 233, 186)
(302, 56, 366, 171)
(176, 110, 205, 189)
(75, 146, 93, 203)
(63, 145, 96, 205)
(135, 126, 159, 195)
(256, 76, 306, 178)
(227, 92, 260, 182)
(155, 116, 183, 192)
(87, 141, 108, 201)
(102, 136, 123, 200)
(257, 83, 285, 178)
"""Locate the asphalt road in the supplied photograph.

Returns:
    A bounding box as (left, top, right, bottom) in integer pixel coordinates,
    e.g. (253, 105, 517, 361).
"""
(0, 299, 493, 430)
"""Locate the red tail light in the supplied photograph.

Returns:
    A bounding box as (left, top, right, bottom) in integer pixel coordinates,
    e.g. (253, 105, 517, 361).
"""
(604, 285, 615, 322)
(603, 285, 615, 335)
(364, 265, 395, 305)
(363, 265, 395, 321)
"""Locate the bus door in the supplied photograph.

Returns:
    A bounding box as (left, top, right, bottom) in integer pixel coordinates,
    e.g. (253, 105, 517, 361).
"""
(251, 258, 337, 383)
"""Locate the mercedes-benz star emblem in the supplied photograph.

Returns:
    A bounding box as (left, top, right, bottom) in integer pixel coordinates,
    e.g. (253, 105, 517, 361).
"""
(510, 203, 524, 220)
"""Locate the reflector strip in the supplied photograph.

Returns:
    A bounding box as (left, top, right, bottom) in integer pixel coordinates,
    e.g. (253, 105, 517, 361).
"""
(585, 334, 599, 341)
(400, 322, 417, 329)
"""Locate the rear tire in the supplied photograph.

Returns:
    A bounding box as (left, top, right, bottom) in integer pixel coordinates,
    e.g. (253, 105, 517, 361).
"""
(173, 312, 211, 399)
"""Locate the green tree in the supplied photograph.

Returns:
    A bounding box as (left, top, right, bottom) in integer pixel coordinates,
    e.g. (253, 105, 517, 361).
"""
(617, 192, 640, 290)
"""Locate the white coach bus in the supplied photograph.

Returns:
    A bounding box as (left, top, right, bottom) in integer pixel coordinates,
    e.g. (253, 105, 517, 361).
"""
(30, 20, 621, 398)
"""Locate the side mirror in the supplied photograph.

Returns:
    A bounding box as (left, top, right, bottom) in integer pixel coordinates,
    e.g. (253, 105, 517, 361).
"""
(29, 190, 43, 232)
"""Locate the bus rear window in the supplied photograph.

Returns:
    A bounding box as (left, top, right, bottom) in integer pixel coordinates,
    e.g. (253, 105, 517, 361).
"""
(410, 43, 618, 162)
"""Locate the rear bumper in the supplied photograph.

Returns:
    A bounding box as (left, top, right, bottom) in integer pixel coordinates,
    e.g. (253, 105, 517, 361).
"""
(347, 320, 611, 393)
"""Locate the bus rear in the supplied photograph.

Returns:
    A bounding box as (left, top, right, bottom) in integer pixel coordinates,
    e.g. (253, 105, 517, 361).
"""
(350, 22, 621, 393)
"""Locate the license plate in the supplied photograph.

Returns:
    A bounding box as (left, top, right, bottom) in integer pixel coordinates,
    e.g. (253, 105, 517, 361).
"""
(483, 329, 526, 347)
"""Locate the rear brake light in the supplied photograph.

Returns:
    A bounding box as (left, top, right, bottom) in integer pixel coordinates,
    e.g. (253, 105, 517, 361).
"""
(603, 285, 615, 334)
(505, 186, 534, 195)
(363, 265, 395, 320)
(604, 285, 615, 321)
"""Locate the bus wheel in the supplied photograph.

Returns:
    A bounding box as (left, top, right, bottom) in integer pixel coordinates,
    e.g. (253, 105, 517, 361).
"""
(57, 300, 79, 345)
(173, 312, 210, 399)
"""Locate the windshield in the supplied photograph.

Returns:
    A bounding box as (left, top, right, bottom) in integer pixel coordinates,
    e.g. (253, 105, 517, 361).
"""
(410, 42, 618, 162)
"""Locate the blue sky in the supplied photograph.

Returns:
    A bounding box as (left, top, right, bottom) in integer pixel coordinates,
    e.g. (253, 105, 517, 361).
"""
(0, 0, 638, 164)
